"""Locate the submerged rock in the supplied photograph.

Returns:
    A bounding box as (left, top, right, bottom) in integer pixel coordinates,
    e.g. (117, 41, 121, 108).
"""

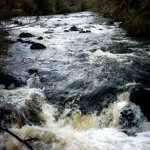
(19, 32, 34, 38)
(30, 43, 46, 50)
(130, 86, 150, 120)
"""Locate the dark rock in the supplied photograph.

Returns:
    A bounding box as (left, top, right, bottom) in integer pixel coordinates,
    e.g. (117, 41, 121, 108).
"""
(44, 29, 54, 34)
(105, 20, 114, 26)
(77, 84, 118, 113)
(17, 38, 23, 42)
(30, 43, 46, 50)
(0, 30, 9, 36)
(14, 20, 22, 25)
(19, 32, 34, 38)
(69, 26, 79, 31)
(86, 30, 91, 33)
(37, 36, 43, 40)
(0, 70, 25, 89)
(64, 30, 69, 32)
(119, 22, 124, 28)
(130, 86, 150, 120)
(79, 30, 86, 33)
(28, 69, 38, 75)
(119, 105, 137, 128)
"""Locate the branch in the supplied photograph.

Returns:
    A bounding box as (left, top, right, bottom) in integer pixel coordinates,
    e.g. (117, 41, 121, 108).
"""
(0, 126, 36, 150)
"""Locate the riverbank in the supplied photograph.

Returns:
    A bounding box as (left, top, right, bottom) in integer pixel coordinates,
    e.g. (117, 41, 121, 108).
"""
(95, 0, 150, 38)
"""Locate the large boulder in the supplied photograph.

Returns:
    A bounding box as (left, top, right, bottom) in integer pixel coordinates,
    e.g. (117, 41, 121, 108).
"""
(130, 86, 150, 120)
(30, 43, 46, 50)
(0, 70, 24, 89)
(19, 32, 34, 38)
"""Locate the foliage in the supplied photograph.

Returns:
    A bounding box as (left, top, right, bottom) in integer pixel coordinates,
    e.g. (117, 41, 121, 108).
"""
(95, 0, 150, 37)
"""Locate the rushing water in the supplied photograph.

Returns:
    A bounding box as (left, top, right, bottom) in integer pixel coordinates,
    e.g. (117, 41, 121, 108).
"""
(0, 12, 150, 150)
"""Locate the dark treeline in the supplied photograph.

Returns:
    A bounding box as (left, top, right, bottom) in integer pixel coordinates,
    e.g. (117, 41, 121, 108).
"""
(0, 0, 93, 18)
(95, 0, 150, 38)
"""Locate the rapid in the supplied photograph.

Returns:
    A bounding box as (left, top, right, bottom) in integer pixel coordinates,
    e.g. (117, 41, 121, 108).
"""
(0, 12, 150, 150)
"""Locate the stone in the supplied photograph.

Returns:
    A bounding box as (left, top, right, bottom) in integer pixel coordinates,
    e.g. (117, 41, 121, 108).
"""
(64, 30, 69, 32)
(30, 43, 46, 50)
(130, 86, 150, 120)
(0, 70, 24, 89)
(28, 69, 38, 75)
(105, 20, 114, 26)
(69, 26, 79, 31)
(37, 36, 43, 40)
(14, 20, 22, 25)
(19, 32, 34, 38)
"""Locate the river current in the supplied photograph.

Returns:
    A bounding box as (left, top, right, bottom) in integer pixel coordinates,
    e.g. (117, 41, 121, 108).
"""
(0, 12, 150, 150)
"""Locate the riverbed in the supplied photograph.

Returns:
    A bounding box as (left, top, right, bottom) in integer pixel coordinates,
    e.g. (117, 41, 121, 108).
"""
(0, 11, 150, 150)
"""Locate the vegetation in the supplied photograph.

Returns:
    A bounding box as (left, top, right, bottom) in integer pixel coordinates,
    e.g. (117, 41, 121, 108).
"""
(95, 0, 150, 38)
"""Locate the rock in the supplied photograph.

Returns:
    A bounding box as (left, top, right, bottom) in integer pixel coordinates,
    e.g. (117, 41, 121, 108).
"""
(119, 22, 124, 28)
(130, 86, 150, 120)
(14, 20, 22, 25)
(19, 32, 34, 38)
(79, 30, 91, 33)
(30, 43, 46, 50)
(69, 26, 79, 31)
(64, 30, 69, 32)
(0, 30, 9, 36)
(105, 20, 114, 26)
(37, 36, 43, 40)
(79, 30, 86, 33)
(119, 105, 137, 128)
(17, 38, 23, 42)
(77, 84, 118, 113)
(86, 30, 91, 33)
(44, 29, 54, 34)
(0, 70, 24, 89)
(28, 69, 38, 75)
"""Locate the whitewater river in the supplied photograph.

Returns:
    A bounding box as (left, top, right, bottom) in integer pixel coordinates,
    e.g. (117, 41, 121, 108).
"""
(0, 12, 150, 150)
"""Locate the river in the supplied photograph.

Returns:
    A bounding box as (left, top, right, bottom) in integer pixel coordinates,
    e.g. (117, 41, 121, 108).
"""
(0, 11, 150, 150)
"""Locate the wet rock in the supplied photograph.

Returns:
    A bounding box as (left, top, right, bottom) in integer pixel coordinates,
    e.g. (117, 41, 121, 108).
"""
(0, 70, 24, 89)
(19, 32, 34, 38)
(14, 20, 22, 25)
(77, 84, 118, 113)
(119, 105, 137, 128)
(17, 38, 23, 42)
(28, 69, 38, 75)
(79, 30, 86, 33)
(105, 20, 114, 26)
(69, 26, 79, 31)
(119, 22, 124, 28)
(37, 36, 43, 40)
(86, 30, 91, 33)
(2, 30, 9, 36)
(64, 30, 69, 32)
(30, 43, 46, 50)
(130, 86, 150, 120)
(44, 29, 54, 34)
